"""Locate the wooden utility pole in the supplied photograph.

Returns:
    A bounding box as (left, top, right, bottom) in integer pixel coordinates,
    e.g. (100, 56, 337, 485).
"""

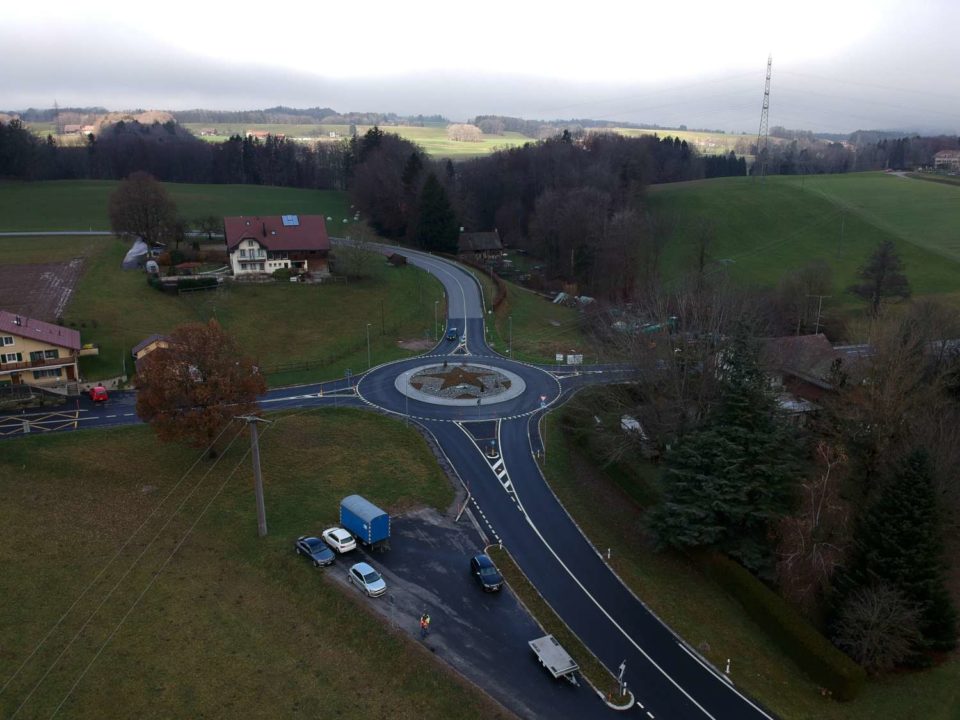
(236, 415, 271, 537)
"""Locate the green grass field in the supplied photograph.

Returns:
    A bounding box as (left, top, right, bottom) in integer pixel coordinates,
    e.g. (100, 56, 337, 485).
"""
(178, 123, 533, 159)
(456, 262, 599, 363)
(540, 401, 960, 720)
(2, 235, 443, 383)
(0, 412, 507, 719)
(647, 173, 960, 306)
(603, 127, 753, 155)
(0, 180, 352, 232)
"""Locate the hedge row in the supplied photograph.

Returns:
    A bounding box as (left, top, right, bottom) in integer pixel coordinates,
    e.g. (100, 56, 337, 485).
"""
(699, 552, 866, 701)
(452, 255, 507, 310)
(147, 276, 218, 293)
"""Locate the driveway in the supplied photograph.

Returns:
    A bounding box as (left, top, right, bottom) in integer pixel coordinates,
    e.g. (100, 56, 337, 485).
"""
(325, 509, 608, 719)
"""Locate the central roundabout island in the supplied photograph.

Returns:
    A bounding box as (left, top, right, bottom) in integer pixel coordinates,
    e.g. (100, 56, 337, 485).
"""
(394, 362, 527, 406)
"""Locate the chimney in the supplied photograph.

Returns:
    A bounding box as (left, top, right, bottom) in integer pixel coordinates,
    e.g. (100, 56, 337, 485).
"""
(262, 222, 267, 237)
(14, 315, 21, 326)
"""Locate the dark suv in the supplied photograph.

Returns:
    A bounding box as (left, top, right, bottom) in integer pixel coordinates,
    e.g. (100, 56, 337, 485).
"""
(470, 553, 503, 592)
(446, 327, 458, 341)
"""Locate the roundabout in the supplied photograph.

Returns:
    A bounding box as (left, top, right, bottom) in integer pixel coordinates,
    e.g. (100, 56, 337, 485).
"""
(357, 352, 560, 421)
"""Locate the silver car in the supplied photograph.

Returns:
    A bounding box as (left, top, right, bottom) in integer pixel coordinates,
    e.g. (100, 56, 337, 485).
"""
(348, 561, 387, 597)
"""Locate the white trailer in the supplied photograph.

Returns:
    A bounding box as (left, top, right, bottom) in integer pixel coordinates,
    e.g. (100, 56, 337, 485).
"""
(528, 635, 579, 686)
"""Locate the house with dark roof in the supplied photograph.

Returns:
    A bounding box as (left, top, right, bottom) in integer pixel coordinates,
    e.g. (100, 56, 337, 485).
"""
(224, 215, 330, 277)
(458, 230, 503, 262)
(0, 311, 90, 391)
(760, 333, 844, 399)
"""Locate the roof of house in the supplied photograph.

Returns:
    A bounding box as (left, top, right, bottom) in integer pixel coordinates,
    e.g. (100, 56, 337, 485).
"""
(131, 334, 169, 357)
(458, 231, 502, 253)
(934, 149, 960, 158)
(0, 310, 81, 350)
(760, 333, 840, 388)
(223, 215, 330, 253)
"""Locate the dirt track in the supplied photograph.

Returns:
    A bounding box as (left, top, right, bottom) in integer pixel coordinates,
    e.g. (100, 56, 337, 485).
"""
(0, 258, 84, 321)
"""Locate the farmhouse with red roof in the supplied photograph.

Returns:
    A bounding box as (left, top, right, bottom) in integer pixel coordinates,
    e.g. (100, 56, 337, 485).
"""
(223, 215, 330, 277)
(0, 310, 96, 392)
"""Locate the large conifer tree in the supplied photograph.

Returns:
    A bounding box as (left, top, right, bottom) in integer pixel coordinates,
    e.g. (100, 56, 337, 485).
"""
(414, 173, 459, 253)
(836, 449, 957, 655)
(650, 328, 802, 574)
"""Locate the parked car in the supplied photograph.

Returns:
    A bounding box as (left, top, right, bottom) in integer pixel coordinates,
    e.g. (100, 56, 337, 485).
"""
(88, 385, 108, 403)
(322, 527, 357, 554)
(470, 553, 503, 592)
(446, 327, 458, 341)
(294, 536, 335, 567)
(348, 561, 387, 597)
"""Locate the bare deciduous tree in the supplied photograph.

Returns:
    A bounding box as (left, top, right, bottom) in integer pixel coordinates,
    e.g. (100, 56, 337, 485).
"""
(446, 124, 483, 142)
(776, 441, 851, 612)
(833, 584, 923, 674)
(108, 171, 177, 246)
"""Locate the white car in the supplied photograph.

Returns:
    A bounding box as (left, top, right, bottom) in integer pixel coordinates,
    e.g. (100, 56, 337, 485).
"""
(348, 561, 387, 597)
(322, 527, 357, 554)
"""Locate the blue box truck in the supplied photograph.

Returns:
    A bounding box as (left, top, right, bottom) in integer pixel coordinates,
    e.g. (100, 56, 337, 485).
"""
(340, 495, 390, 548)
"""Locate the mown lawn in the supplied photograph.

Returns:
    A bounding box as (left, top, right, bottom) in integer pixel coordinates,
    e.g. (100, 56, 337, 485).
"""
(0, 411, 507, 720)
(62, 241, 443, 382)
(0, 232, 444, 383)
(539, 401, 960, 720)
(0, 180, 352, 232)
(647, 174, 960, 306)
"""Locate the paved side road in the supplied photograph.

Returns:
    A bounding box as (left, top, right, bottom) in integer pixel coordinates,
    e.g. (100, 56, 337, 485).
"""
(323, 509, 608, 719)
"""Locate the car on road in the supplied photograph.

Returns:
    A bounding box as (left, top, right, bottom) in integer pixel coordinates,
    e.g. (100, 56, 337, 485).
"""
(446, 327, 458, 341)
(322, 527, 357, 554)
(348, 561, 387, 597)
(294, 535, 335, 567)
(88, 385, 108, 402)
(470, 553, 503, 592)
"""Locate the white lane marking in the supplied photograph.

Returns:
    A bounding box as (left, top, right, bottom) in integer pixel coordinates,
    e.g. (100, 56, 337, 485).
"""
(677, 642, 735, 686)
(647, 712, 655, 719)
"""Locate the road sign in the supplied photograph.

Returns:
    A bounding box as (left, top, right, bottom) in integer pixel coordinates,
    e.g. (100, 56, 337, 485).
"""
(566, 354, 583, 365)
(555, 353, 564, 364)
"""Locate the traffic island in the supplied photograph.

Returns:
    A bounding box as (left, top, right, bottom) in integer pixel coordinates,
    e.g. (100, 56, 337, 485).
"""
(394, 362, 526, 406)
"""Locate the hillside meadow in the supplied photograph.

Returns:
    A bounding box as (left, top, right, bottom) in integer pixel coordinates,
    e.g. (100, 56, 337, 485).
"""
(647, 172, 960, 308)
(0, 180, 352, 232)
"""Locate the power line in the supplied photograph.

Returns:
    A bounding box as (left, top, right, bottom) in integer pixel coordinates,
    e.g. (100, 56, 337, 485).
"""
(0, 420, 240, 699)
(9, 425, 247, 719)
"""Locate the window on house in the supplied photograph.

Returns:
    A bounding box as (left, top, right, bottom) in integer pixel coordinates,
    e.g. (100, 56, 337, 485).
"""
(240, 249, 247, 258)
(32, 368, 62, 379)
(1, 352, 23, 364)
(1, 336, 13, 346)
(44, 349, 58, 359)
(30, 350, 45, 362)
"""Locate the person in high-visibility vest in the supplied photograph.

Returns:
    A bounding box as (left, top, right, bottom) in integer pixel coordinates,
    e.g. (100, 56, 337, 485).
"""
(419, 612, 431, 638)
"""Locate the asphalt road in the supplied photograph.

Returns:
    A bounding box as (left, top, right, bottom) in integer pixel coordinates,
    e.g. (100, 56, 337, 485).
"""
(1, 242, 776, 719)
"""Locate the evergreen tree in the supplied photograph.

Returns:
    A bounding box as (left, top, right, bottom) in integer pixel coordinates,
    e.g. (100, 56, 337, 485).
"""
(836, 449, 957, 655)
(359, 125, 384, 162)
(649, 329, 802, 574)
(414, 173, 459, 253)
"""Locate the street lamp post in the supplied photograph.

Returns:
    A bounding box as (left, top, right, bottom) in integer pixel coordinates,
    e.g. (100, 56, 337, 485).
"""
(366, 323, 372, 370)
(434, 300, 439, 342)
(509, 315, 513, 357)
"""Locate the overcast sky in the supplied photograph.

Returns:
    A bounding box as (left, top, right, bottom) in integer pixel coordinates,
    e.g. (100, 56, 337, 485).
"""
(2, 0, 959, 134)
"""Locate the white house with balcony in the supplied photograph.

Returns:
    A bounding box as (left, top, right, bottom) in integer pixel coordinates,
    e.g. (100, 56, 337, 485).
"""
(224, 215, 330, 277)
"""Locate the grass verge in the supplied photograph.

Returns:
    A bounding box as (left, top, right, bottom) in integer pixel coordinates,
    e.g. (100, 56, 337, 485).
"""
(538, 398, 960, 720)
(0, 410, 507, 719)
